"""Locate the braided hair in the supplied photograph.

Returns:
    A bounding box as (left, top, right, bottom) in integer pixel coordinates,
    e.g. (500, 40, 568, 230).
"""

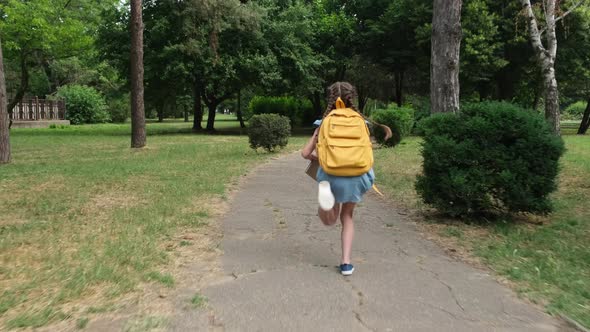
(323, 82, 361, 118)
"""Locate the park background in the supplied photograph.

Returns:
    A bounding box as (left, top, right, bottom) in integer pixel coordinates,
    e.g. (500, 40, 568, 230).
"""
(0, 0, 588, 330)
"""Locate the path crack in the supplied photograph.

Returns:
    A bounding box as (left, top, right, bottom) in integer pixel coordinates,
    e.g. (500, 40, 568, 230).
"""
(419, 301, 478, 323)
(354, 311, 376, 332)
(343, 279, 375, 331)
(419, 266, 465, 312)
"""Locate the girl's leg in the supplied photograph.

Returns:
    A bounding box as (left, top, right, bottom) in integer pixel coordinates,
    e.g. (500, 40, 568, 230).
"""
(318, 203, 340, 226)
(340, 202, 356, 264)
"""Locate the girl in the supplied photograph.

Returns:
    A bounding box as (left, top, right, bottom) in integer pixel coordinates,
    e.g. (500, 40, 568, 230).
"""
(301, 82, 376, 276)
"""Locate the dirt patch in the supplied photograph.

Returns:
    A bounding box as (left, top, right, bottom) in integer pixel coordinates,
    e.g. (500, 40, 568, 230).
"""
(77, 190, 147, 224)
(0, 212, 27, 227)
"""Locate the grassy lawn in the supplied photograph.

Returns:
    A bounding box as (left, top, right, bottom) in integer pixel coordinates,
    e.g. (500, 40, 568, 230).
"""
(561, 120, 582, 135)
(0, 117, 306, 329)
(374, 134, 590, 328)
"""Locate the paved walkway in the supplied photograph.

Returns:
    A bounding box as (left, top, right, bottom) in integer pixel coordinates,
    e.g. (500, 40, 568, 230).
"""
(173, 153, 570, 331)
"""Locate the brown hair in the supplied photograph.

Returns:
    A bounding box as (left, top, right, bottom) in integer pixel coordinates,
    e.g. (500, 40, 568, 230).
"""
(323, 82, 360, 118)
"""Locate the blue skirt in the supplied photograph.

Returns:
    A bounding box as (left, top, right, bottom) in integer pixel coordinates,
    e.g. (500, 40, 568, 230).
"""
(316, 167, 375, 203)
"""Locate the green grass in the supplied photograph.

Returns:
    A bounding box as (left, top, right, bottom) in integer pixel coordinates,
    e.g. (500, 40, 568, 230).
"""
(145, 272, 175, 288)
(0, 117, 307, 329)
(374, 134, 590, 328)
(190, 293, 206, 308)
(561, 120, 582, 135)
(76, 317, 89, 329)
(123, 315, 167, 332)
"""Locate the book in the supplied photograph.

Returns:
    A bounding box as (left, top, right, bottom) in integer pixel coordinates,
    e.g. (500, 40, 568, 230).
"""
(305, 159, 319, 181)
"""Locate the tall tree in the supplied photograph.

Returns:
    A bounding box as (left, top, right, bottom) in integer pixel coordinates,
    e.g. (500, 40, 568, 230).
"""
(430, 0, 463, 113)
(578, 99, 590, 134)
(356, 0, 431, 106)
(130, 0, 146, 148)
(460, 0, 508, 100)
(0, 37, 10, 164)
(0, 0, 94, 118)
(519, 0, 586, 134)
(553, 5, 590, 134)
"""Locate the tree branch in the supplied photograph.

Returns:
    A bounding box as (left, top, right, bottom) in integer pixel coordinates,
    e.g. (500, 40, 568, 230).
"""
(546, 0, 557, 59)
(7, 52, 29, 116)
(520, 0, 549, 61)
(540, 0, 587, 35)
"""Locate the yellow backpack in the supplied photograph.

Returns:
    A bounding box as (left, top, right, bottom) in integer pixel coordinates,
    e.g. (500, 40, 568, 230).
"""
(317, 101, 373, 177)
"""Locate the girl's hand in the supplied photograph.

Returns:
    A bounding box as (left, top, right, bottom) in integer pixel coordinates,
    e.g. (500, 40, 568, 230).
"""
(301, 128, 320, 160)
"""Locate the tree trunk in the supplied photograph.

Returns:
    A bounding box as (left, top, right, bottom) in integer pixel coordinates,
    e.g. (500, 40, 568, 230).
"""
(520, 0, 563, 134)
(157, 106, 164, 122)
(532, 85, 541, 111)
(394, 70, 404, 107)
(237, 89, 245, 128)
(430, 0, 462, 113)
(41, 59, 58, 95)
(544, 70, 560, 133)
(130, 0, 146, 148)
(7, 51, 30, 126)
(357, 87, 369, 113)
(311, 91, 323, 118)
(578, 98, 590, 135)
(192, 80, 203, 131)
(184, 108, 189, 122)
(0, 38, 10, 164)
(206, 101, 218, 131)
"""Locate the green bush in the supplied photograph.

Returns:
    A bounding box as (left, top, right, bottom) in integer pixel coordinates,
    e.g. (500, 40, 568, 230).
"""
(248, 96, 314, 126)
(415, 101, 565, 217)
(107, 94, 130, 123)
(563, 101, 587, 120)
(57, 85, 110, 125)
(405, 95, 431, 135)
(371, 105, 415, 147)
(248, 114, 291, 152)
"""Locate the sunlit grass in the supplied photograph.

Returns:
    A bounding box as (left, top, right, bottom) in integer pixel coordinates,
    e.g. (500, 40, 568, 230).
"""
(374, 134, 590, 328)
(0, 117, 306, 329)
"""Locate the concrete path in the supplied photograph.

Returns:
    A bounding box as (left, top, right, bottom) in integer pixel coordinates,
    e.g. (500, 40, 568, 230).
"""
(174, 153, 571, 332)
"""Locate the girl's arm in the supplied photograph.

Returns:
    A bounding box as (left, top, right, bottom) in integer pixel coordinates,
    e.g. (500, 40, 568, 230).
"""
(301, 128, 320, 160)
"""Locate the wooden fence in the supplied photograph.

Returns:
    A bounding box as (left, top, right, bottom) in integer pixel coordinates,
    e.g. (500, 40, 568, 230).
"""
(9, 98, 66, 121)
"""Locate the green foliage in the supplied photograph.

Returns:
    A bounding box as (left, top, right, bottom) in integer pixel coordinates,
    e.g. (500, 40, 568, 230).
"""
(460, 0, 508, 97)
(248, 96, 314, 126)
(190, 293, 207, 308)
(145, 271, 175, 288)
(56, 85, 110, 125)
(405, 95, 431, 135)
(76, 317, 89, 329)
(416, 102, 565, 217)
(371, 105, 415, 147)
(0, 0, 93, 56)
(356, 0, 432, 89)
(563, 101, 588, 120)
(248, 114, 291, 152)
(107, 94, 130, 123)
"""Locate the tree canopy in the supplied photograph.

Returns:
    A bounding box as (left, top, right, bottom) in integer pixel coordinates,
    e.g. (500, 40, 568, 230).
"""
(1, 0, 589, 130)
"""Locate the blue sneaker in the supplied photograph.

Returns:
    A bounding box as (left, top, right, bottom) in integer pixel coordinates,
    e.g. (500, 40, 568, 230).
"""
(340, 264, 354, 276)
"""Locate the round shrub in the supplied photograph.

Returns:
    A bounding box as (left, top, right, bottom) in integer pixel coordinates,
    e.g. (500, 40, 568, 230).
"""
(248, 114, 291, 152)
(371, 105, 415, 147)
(57, 85, 110, 125)
(415, 101, 565, 217)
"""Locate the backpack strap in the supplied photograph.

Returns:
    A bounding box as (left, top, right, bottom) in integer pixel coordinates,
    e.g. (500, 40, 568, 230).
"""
(324, 98, 393, 141)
